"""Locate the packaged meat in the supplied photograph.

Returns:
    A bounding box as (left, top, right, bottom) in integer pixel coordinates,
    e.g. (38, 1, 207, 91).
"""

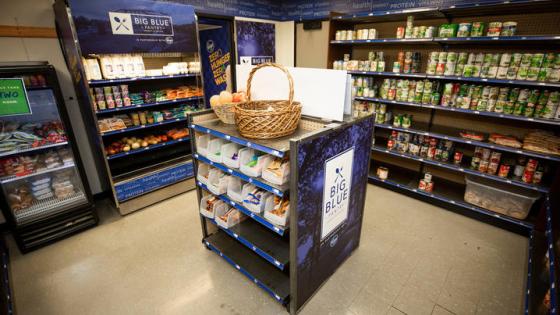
(459, 130, 486, 141)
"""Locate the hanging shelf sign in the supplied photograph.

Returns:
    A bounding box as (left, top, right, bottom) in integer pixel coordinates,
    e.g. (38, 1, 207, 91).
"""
(68, 0, 198, 54)
(0, 78, 31, 117)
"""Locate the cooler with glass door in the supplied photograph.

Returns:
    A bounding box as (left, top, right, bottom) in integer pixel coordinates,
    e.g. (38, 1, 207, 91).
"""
(0, 62, 97, 253)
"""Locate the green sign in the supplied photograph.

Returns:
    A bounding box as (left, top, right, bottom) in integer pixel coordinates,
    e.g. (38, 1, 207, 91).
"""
(0, 78, 32, 116)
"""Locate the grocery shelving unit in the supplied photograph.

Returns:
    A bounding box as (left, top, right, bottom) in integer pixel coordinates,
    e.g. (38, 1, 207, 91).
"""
(328, 0, 560, 230)
(54, 0, 204, 215)
(189, 110, 373, 313)
(327, 0, 560, 312)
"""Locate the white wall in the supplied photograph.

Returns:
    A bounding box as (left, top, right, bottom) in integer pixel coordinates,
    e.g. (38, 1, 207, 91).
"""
(0, 0, 104, 194)
(234, 17, 295, 67)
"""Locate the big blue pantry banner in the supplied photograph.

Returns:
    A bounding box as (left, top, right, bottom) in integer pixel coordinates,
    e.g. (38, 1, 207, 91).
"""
(294, 116, 374, 311)
(235, 21, 275, 65)
(68, 0, 198, 54)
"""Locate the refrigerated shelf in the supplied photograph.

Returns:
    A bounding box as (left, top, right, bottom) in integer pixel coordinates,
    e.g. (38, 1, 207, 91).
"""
(0, 162, 76, 184)
(13, 190, 87, 225)
(0, 142, 68, 159)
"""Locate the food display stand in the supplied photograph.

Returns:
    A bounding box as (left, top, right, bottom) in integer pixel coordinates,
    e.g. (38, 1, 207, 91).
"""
(54, 0, 204, 214)
(189, 110, 373, 313)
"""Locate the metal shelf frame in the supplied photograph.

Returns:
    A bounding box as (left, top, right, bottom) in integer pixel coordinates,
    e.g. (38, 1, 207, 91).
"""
(87, 73, 200, 86)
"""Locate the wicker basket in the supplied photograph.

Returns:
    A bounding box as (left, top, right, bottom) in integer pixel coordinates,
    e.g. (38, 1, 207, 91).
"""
(211, 102, 236, 124)
(234, 63, 302, 139)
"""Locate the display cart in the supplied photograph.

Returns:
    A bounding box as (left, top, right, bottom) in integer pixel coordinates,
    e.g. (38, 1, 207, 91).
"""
(189, 110, 373, 313)
(54, 0, 203, 215)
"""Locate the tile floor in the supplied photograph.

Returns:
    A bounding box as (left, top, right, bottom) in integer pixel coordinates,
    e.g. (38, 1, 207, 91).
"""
(7, 185, 528, 315)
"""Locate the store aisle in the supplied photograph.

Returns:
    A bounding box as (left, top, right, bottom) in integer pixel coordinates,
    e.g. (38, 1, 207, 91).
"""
(7, 185, 528, 315)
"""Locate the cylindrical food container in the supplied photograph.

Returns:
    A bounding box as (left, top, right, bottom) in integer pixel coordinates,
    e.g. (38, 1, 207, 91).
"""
(396, 27, 405, 39)
(487, 22, 502, 36)
(501, 21, 517, 36)
(369, 29, 377, 39)
(457, 23, 472, 37)
(377, 167, 389, 180)
(471, 22, 485, 37)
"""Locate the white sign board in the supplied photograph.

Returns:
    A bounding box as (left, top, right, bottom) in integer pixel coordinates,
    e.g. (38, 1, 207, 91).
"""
(321, 147, 354, 240)
(236, 65, 349, 121)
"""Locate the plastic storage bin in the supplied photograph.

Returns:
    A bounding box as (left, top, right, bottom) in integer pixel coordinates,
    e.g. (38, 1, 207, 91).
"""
(464, 175, 540, 220)
(222, 143, 242, 169)
(227, 177, 246, 203)
(199, 194, 224, 219)
(196, 134, 211, 157)
(242, 184, 271, 213)
(239, 149, 273, 177)
(207, 138, 225, 163)
(215, 207, 245, 229)
(207, 168, 229, 195)
(197, 163, 210, 185)
(263, 195, 289, 226)
(262, 158, 290, 185)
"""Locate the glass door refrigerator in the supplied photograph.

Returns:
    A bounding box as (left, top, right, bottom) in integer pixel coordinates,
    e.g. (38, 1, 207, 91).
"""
(0, 62, 97, 253)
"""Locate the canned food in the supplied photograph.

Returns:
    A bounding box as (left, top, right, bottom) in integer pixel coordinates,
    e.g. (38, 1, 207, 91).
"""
(471, 22, 485, 37)
(501, 21, 517, 36)
(487, 22, 502, 36)
(522, 170, 534, 183)
(498, 164, 510, 177)
(490, 151, 502, 163)
(396, 27, 405, 39)
(471, 156, 481, 169)
(418, 179, 428, 191)
(481, 148, 491, 160)
(514, 164, 525, 177)
(387, 138, 395, 150)
(425, 181, 434, 193)
(478, 160, 489, 173)
(526, 159, 538, 172)
(533, 170, 543, 184)
(425, 26, 436, 38)
(377, 167, 389, 180)
(369, 28, 377, 39)
(457, 23, 472, 37)
(424, 173, 433, 183)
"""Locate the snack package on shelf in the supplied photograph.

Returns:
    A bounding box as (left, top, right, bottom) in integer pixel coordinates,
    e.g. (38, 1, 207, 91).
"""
(523, 130, 560, 156)
(488, 133, 522, 148)
(215, 207, 246, 229)
(199, 194, 222, 219)
(7, 184, 34, 211)
(264, 195, 289, 226)
(262, 157, 290, 185)
(242, 185, 270, 214)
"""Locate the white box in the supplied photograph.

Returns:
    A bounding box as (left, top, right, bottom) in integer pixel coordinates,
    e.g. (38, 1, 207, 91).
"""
(222, 143, 242, 169)
(197, 163, 210, 185)
(215, 207, 245, 229)
(227, 176, 247, 203)
(199, 194, 224, 219)
(207, 138, 226, 163)
(264, 195, 289, 227)
(242, 184, 271, 213)
(262, 158, 290, 185)
(196, 134, 211, 157)
(239, 149, 273, 177)
(207, 168, 229, 195)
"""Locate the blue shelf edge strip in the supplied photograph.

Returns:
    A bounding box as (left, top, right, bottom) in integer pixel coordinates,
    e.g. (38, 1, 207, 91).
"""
(368, 175, 534, 230)
(524, 231, 535, 315)
(204, 239, 285, 304)
(348, 71, 560, 89)
(107, 138, 189, 160)
(96, 97, 202, 115)
(545, 196, 559, 314)
(115, 162, 194, 202)
(197, 181, 286, 236)
(373, 123, 560, 163)
(372, 146, 548, 193)
(101, 117, 188, 137)
(207, 218, 285, 270)
(88, 73, 199, 85)
(356, 97, 560, 127)
(194, 153, 285, 197)
(191, 124, 284, 158)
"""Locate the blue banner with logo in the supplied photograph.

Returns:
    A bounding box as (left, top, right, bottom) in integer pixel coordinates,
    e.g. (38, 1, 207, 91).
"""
(235, 21, 275, 65)
(68, 0, 198, 54)
(199, 17, 232, 106)
(295, 116, 374, 311)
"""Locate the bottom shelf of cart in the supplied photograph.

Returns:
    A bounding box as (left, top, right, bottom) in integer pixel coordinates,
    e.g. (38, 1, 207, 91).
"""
(524, 231, 553, 314)
(367, 162, 534, 233)
(203, 231, 290, 304)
